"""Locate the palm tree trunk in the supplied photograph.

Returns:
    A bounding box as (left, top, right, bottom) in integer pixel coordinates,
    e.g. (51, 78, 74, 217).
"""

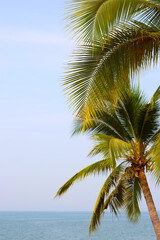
(139, 169, 160, 240)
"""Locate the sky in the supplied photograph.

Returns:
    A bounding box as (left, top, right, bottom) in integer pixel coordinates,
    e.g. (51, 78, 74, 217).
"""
(0, 0, 159, 212)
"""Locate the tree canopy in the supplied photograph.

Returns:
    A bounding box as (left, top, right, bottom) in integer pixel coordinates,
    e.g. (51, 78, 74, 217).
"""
(56, 86, 160, 233)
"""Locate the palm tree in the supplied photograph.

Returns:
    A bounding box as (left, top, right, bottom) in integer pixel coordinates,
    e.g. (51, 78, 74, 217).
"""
(64, 0, 160, 121)
(56, 86, 160, 239)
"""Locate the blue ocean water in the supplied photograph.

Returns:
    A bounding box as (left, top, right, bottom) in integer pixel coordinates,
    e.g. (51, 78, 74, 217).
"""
(0, 212, 156, 240)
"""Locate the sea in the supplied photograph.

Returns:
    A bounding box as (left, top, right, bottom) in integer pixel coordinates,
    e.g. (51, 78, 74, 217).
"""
(0, 211, 156, 240)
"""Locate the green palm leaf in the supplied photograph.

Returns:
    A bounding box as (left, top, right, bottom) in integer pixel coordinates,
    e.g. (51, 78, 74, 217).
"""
(55, 158, 112, 197)
(89, 169, 132, 232)
(72, 108, 131, 141)
(150, 132, 160, 184)
(124, 176, 142, 223)
(89, 134, 131, 167)
(138, 86, 160, 142)
(89, 163, 125, 232)
(65, 0, 160, 44)
(64, 21, 160, 120)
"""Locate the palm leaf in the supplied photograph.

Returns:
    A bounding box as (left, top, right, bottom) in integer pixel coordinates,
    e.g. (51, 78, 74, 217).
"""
(150, 131, 160, 184)
(55, 158, 112, 197)
(124, 176, 142, 223)
(150, 85, 160, 106)
(138, 86, 160, 142)
(72, 109, 132, 141)
(65, 0, 160, 44)
(64, 21, 160, 120)
(117, 88, 146, 141)
(88, 133, 131, 167)
(89, 163, 125, 232)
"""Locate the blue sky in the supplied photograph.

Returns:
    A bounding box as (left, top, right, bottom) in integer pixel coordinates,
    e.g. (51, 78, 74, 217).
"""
(0, 0, 160, 211)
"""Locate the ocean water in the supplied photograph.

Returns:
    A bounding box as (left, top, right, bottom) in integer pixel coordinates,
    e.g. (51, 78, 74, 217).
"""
(0, 211, 156, 240)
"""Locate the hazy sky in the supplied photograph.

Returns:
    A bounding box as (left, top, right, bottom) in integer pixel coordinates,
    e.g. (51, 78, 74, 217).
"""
(0, 0, 160, 212)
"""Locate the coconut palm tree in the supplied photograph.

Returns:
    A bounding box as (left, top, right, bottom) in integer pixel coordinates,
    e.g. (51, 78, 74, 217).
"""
(56, 86, 160, 239)
(64, 0, 160, 121)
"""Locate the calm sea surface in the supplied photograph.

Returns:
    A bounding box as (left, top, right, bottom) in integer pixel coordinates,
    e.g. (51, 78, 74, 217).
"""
(0, 212, 156, 240)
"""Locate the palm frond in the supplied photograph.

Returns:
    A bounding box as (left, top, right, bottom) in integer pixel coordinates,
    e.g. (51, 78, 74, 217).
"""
(88, 133, 131, 167)
(150, 132, 160, 184)
(64, 21, 160, 120)
(124, 176, 142, 223)
(65, 0, 160, 44)
(150, 85, 160, 106)
(138, 86, 160, 142)
(89, 167, 136, 232)
(139, 0, 160, 28)
(72, 109, 132, 141)
(55, 158, 112, 197)
(135, 87, 160, 142)
(117, 88, 146, 141)
(147, 129, 160, 144)
(89, 163, 125, 232)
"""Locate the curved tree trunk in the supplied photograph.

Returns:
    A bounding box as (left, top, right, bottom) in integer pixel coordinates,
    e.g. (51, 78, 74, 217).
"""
(139, 169, 160, 240)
